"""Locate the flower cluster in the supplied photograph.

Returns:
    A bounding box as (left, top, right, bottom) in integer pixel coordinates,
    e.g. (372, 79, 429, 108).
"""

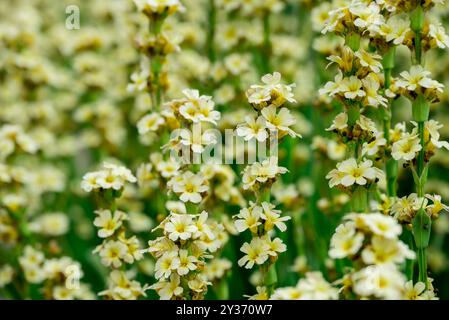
(390, 193, 449, 224)
(232, 72, 300, 299)
(4, 0, 449, 302)
(147, 210, 227, 299)
(271, 272, 338, 300)
(81, 163, 137, 193)
(235, 202, 290, 269)
(82, 163, 148, 300)
(17, 246, 94, 300)
(326, 158, 383, 190)
(328, 212, 437, 299)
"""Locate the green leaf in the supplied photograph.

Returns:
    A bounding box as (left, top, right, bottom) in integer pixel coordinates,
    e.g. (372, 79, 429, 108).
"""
(412, 208, 432, 249)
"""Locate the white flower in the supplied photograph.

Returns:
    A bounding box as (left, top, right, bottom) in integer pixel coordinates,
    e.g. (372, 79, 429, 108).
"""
(137, 113, 165, 134)
(18, 246, 45, 269)
(298, 272, 339, 300)
(261, 106, 300, 138)
(193, 211, 215, 240)
(426, 194, 449, 218)
(260, 202, 291, 232)
(156, 159, 180, 178)
(329, 222, 364, 259)
(361, 236, 415, 265)
(176, 249, 197, 276)
(341, 76, 365, 100)
(171, 171, 209, 204)
(82, 163, 137, 192)
(0, 265, 14, 288)
(93, 209, 126, 238)
(29, 213, 70, 237)
(362, 132, 386, 157)
(234, 205, 262, 233)
(98, 240, 127, 268)
(352, 264, 405, 299)
(363, 74, 388, 108)
(150, 274, 183, 300)
(164, 214, 198, 241)
(397, 66, 443, 92)
(326, 112, 348, 131)
(381, 16, 411, 45)
(391, 133, 422, 161)
(261, 72, 282, 88)
(355, 49, 382, 73)
(81, 172, 101, 192)
(236, 116, 268, 142)
(100, 270, 148, 300)
(335, 158, 377, 187)
(319, 72, 344, 97)
(238, 237, 271, 269)
(403, 281, 426, 300)
(179, 89, 220, 124)
(347, 213, 402, 239)
(127, 69, 149, 93)
(165, 201, 186, 214)
(242, 156, 288, 190)
(155, 251, 180, 279)
(179, 128, 217, 153)
(429, 23, 449, 49)
(266, 236, 287, 256)
(247, 89, 271, 105)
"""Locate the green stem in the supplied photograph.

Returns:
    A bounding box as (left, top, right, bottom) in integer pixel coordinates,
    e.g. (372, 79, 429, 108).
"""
(406, 231, 415, 280)
(411, 5, 424, 64)
(215, 277, 229, 300)
(417, 121, 425, 187)
(382, 46, 398, 197)
(386, 158, 398, 197)
(345, 32, 361, 52)
(351, 186, 368, 213)
(186, 202, 197, 215)
(206, 0, 216, 62)
(262, 11, 271, 74)
(257, 186, 271, 204)
(410, 3, 430, 282)
(415, 33, 422, 66)
(149, 18, 164, 110)
(417, 247, 427, 285)
(264, 263, 277, 296)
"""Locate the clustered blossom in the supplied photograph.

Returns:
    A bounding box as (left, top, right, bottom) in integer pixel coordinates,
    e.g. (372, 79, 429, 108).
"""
(242, 156, 288, 191)
(129, 6, 235, 297)
(392, 66, 444, 103)
(316, 0, 449, 301)
(390, 193, 449, 224)
(17, 246, 94, 300)
(82, 164, 148, 300)
(322, 0, 449, 53)
(134, 0, 185, 17)
(326, 158, 383, 189)
(231, 72, 300, 299)
(0, 125, 39, 158)
(4, 0, 449, 302)
(319, 49, 387, 108)
(271, 272, 339, 300)
(147, 210, 227, 300)
(244, 72, 299, 139)
(81, 163, 137, 193)
(235, 202, 290, 269)
(328, 212, 438, 300)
